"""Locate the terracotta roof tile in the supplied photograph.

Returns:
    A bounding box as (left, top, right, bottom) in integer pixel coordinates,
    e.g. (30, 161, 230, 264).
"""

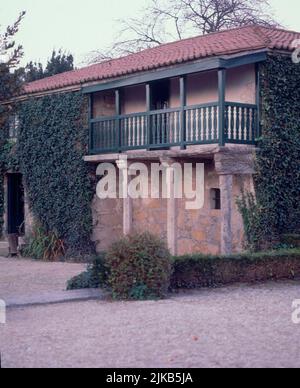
(24, 25, 300, 95)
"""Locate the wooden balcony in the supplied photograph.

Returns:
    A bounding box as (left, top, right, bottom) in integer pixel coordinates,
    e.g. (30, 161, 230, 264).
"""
(89, 101, 258, 154)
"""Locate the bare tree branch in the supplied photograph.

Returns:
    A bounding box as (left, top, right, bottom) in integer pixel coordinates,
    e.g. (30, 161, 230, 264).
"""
(87, 0, 279, 64)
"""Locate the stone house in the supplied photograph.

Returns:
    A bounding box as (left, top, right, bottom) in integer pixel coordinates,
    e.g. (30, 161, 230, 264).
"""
(1, 25, 299, 257)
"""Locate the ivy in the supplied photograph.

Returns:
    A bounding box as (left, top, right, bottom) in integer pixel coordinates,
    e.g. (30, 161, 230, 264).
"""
(17, 92, 95, 256)
(0, 130, 20, 236)
(239, 54, 300, 249)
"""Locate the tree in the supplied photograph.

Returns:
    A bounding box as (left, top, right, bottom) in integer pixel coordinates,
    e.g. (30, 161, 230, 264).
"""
(23, 49, 74, 82)
(0, 12, 25, 128)
(89, 0, 278, 63)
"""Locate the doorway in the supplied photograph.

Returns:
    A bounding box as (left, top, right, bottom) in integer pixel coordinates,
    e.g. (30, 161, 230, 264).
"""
(7, 174, 25, 235)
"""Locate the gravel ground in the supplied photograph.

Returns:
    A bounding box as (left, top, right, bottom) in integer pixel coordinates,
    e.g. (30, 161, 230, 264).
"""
(1, 281, 300, 368)
(0, 257, 86, 300)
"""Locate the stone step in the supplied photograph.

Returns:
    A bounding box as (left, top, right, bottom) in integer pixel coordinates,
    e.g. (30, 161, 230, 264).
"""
(0, 241, 9, 257)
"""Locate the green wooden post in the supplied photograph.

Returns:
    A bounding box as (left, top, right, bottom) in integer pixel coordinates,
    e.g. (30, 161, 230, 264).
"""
(255, 63, 261, 140)
(218, 69, 226, 146)
(88, 93, 94, 153)
(146, 83, 151, 150)
(180, 76, 186, 150)
(115, 89, 121, 152)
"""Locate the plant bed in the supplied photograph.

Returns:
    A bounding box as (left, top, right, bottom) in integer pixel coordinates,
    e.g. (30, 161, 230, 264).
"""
(171, 249, 300, 289)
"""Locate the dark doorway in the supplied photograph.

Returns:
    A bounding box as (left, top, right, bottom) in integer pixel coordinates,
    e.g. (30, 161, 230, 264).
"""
(150, 80, 170, 147)
(7, 174, 25, 235)
(151, 79, 170, 110)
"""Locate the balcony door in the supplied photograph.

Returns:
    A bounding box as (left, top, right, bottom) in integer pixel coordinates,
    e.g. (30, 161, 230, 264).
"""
(150, 80, 170, 147)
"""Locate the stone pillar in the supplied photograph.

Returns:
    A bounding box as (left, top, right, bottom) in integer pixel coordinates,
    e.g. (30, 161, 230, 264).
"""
(214, 146, 256, 255)
(161, 157, 177, 256)
(116, 158, 133, 236)
(219, 174, 233, 255)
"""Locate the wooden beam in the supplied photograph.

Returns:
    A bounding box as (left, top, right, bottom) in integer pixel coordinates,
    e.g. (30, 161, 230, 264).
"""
(115, 89, 121, 152)
(82, 51, 267, 94)
(255, 63, 261, 139)
(146, 83, 151, 150)
(218, 69, 226, 146)
(88, 93, 94, 153)
(180, 76, 186, 150)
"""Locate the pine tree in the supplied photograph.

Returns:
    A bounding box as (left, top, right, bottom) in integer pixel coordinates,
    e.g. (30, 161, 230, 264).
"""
(0, 12, 25, 129)
(24, 49, 74, 82)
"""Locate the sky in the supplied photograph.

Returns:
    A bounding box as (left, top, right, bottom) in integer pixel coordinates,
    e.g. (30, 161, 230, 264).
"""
(0, 0, 299, 67)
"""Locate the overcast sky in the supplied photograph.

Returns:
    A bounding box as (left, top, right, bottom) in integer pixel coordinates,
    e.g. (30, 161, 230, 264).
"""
(0, 0, 299, 67)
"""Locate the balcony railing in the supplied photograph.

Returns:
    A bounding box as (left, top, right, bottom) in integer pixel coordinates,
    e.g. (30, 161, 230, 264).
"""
(89, 102, 258, 154)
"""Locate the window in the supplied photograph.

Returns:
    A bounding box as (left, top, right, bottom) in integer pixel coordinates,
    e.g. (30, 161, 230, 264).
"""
(151, 79, 170, 110)
(8, 115, 19, 140)
(210, 188, 221, 210)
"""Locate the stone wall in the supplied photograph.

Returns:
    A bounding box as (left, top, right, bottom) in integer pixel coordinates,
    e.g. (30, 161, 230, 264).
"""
(91, 158, 253, 255)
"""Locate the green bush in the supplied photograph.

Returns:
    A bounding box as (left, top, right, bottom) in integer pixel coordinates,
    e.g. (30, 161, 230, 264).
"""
(280, 234, 300, 248)
(171, 249, 300, 289)
(67, 254, 109, 290)
(22, 224, 65, 261)
(105, 232, 172, 300)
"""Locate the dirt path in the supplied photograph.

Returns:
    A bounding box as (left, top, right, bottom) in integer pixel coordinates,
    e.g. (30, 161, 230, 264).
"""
(1, 281, 300, 368)
(0, 257, 85, 300)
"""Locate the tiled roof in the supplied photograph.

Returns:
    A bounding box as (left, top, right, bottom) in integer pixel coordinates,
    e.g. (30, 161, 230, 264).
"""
(24, 25, 300, 95)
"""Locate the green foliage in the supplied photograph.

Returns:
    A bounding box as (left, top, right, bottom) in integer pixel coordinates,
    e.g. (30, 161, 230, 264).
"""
(238, 55, 300, 250)
(236, 191, 267, 251)
(23, 49, 74, 82)
(17, 92, 95, 257)
(22, 224, 65, 261)
(0, 12, 25, 236)
(0, 140, 20, 236)
(67, 254, 109, 290)
(280, 234, 300, 248)
(257, 55, 300, 234)
(171, 249, 300, 289)
(105, 232, 172, 300)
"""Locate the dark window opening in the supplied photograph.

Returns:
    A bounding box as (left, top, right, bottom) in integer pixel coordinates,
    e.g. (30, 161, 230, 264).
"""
(7, 174, 25, 235)
(210, 188, 221, 210)
(151, 79, 170, 110)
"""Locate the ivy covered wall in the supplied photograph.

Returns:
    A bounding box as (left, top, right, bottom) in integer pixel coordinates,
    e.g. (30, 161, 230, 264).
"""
(17, 92, 95, 255)
(0, 91, 95, 256)
(0, 125, 20, 236)
(245, 54, 300, 247)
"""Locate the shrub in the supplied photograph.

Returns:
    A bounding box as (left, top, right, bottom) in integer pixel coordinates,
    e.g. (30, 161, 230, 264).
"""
(280, 234, 300, 248)
(105, 232, 172, 300)
(171, 249, 300, 289)
(22, 224, 65, 261)
(67, 254, 109, 290)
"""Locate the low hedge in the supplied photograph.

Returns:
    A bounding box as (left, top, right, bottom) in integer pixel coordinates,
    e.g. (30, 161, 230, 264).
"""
(171, 249, 300, 289)
(280, 234, 300, 248)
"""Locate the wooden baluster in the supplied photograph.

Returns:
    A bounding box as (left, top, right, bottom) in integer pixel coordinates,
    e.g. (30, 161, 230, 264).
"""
(208, 106, 213, 140)
(241, 108, 245, 141)
(229, 106, 234, 141)
(192, 109, 196, 142)
(246, 108, 251, 141)
(188, 109, 192, 142)
(251, 109, 256, 142)
(236, 107, 240, 141)
(163, 113, 166, 144)
(203, 107, 207, 141)
(213, 106, 217, 140)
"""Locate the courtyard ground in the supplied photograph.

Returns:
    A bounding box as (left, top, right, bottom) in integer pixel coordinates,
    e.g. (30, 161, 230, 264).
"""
(1, 257, 300, 368)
